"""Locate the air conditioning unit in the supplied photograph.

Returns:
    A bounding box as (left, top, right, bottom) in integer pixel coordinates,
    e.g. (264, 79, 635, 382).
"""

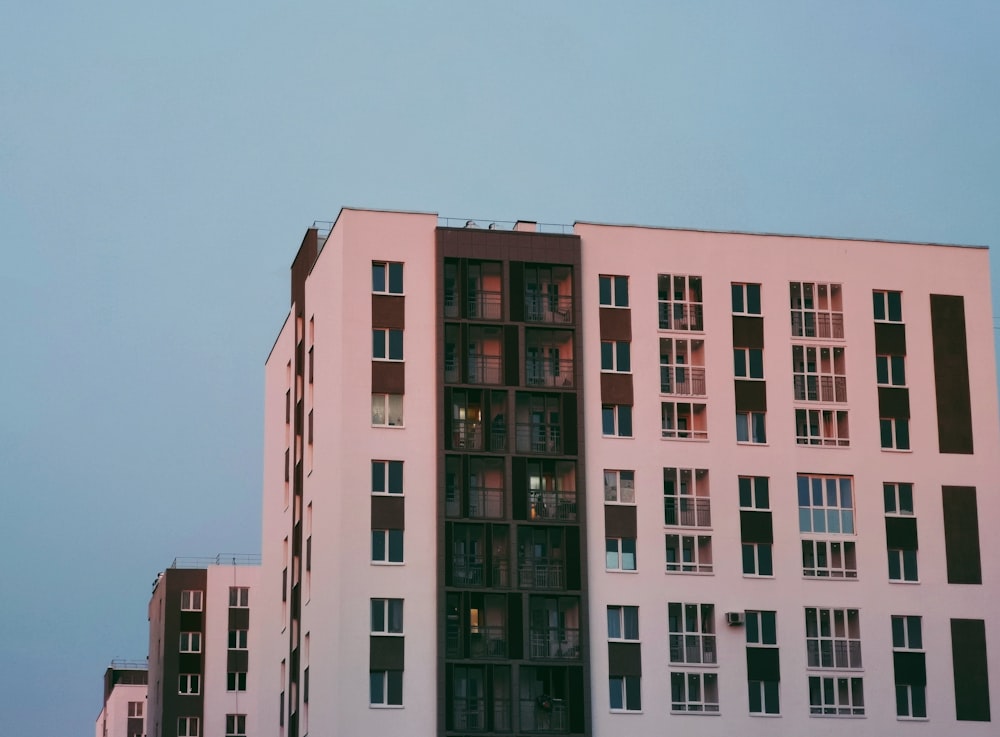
(726, 612, 745, 626)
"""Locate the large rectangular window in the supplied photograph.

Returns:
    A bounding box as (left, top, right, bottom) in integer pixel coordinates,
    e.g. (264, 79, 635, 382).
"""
(892, 615, 926, 719)
(790, 281, 843, 339)
(746, 610, 779, 715)
(606, 538, 637, 571)
(732, 283, 761, 315)
(659, 274, 703, 330)
(668, 603, 716, 664)
(670, 672, 718, 713)
(372, 460, 404, 494)
(665, 534, 713, 574)
(610, 675, 641, 712)
(805, 608, 861, 669)
(373, 328, 404, 361)
(663, 467, 711, 527)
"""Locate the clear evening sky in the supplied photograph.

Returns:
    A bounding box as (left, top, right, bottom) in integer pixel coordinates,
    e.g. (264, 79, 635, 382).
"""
(2, 2, 999, 734)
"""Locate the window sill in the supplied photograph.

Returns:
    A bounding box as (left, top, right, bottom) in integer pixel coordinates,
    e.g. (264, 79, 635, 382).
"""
(369, 704, 404, 709)
(609, 709, 643, 714)
(606, 568, 639, 574)
(602, 434, 634, 440)
(661, 436, 709, 442)
(896, 716, 929, 721)
(801, 574, 859, 581)
(749, 712, 782, 718)
(881, 448, 913, 453)
(372, 424, 406, 429)
(742, 574, 776, 580)
(736, 441, 769, 447)
(669, 709, 720, 716)
(371, 561, 405, 566)
(888, 579, 920, 585)
(666, 570, 714, 576)
(809, 713, 865, 719)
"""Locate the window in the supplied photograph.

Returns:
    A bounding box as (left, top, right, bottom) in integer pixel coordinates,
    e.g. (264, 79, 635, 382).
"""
(665, 534, 713, 574)
(880, 418, 910, 450)
(178, 674, 201, 695)
(372, 529, 404, 563)
(371, 598, 404, 634)
(601, 404, 633, 437)
(227, 671, 247, 691)
(371, 393, 403, 427)
(790, 281, 844, 339)
(177, 717, 199, 737)
(372, 261, 403, 294)
(746, 611, 779, 715)
(373, 328, 404, 361)
(606, 537, 637, 571)
(601, 340, 631, 372)
(180, 590, 203, 611)
(885, 483, 918, 582)
(809, 676, 865, 716)
(742, 542, 773, 577)
(732, 283, 762, 315)
(805, 608, 862, 669)
(795, 408, 849, 446)
(599, 275, 629, 307)
(746, 610, 777, 646)
(734, 347, 763, 379)
(874, 290, 903, 322)
(610, 675, 642, 711)
(798, 475, 854, 535)
(736, 411, 767, 444)
(792, 345, 847, 402)
(884, 482, 914, 515)
(372, 460, 403, 494)
(370, 669, 403, 706)
(658, 274, 704, 331)
(670, 672, 719, 713)
(607, 605, 640, 640)
(891, 615, 926, 716)
(603, 470, 635, 504)
(663, 467, 711, 527)
(739, 475, 770, 509)
(179, 632, 202, 653)
(876, 354, 906, 386)
(661, 401, 708, 440)
(229, 587, 249, 608)
(802, 540, 856, 578)
(660, 338, 705, 395)
(225, 714, 246, 737)
(668, 602, 716, 664)
(228, 629, 248, 650)
(128, 702, 143, 718)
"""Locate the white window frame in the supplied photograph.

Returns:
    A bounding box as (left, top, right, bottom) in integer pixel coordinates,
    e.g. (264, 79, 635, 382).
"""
(178, 673, 201, 695)
(601, 404, 633, 438)
(809, 675, 865, 716)
(793, 345, 847, 402)
(227, 671, 247, 692)
(225, 714, 247, 737)
(875, 354, 906, 386)
(603, 469, 635, 504)
(880, 417, 910, 451)
(371, 598, 404, 635)
(746, 610, 777, 646)
(127, 702, 143, 718)
(228, 629, 248, 650)
(372, 529, 404, 564)
(736, 411, 767, 444)
(798, 475, 854, 535)
(661, 401, 708, 440)
(658, 274, 704, 331)
(668, 602, 716, 664)
(805, 607, 862, 669)
(177, 717, 200, 737)
(739, 476, 770, 510)
(179, 632, 202, 653)
(180, 590, 203, 612)
(372, 460, 404, 495)
(802, 539, 857, 578)
(790, 281, 844, 339)
(229, 586, 249, 608)
(605, 537, 637, 571)
(370, 669, 403, 707)
(371, 393, 404, 427)
(665, 534, 713, 574)
(600, 340, 631, 373)
(795, 408, 849, 446)
(373, 328, 404, 361)
(660, 338, 706, 395)
(599, 274, 629, 307)
(734, 346, 764, 379)
(607, 605, 640, 641)
(663, 467, 711, 528)
(609, 674, 642, 712)
(372, 261, 403, 295)
(748, 679, 780, 716)
(884, 482, 915, 516)
(742, 542, 774, 577)
(732, 282, 762, 316)
(873, 290, 903, 323)
(670, 671, 719, 713)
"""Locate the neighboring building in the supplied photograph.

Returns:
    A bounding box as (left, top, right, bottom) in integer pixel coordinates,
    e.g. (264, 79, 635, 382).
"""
(261, 207, 999, 736)
(95, 660, 147, 737)
(147, 556, 261, 737)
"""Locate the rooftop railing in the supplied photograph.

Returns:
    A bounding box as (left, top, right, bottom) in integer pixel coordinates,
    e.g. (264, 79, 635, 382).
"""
(438, 217, 573, 235)
(170, 554, 261, 568)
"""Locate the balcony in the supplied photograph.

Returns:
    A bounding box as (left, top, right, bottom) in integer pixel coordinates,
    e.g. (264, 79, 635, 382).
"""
(807, 640, 863, 669)
(468, 355, 503, 385)
(669, 634, 717, 665)
(525, 358, 575, 388)
(529, 628, 580, 660)
(518, 560, 564, 590)
(467, 290, 503, 321)
(451, 555, 509, 589)
(518, 698, 568, 733)
(792, 311, 845, 340)
(793, 375, 847, 403)
(529, 490, 577, 522)
(664, 497, 711, 527)
(659, 302, 704, 331)
(515, 424, 562, 454)
(525, 295, 573, 324)
(660, 366, 706, 396)
(452, 698, 487, 731)
(467, 487, 504, 519)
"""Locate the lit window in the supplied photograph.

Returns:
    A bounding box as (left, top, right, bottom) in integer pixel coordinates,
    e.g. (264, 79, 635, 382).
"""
(736, 411, 767, 444)
(602, 404, 633, 437)
(372, 393, 404, 427)
(371, 598, 404, 634)
(610, 675, 642, 711)
(178, 674, 201, 695)
(876, 354, 906, 386)
(225, 714, 246, 737)
(180, 590, 203, 612)
(229, 587, 249, 608)
(599, 275, 629, 307)
(179, 632, 202, 653)
(177, 717, 199, 737)
(373, 328, 404, 361)
(228, 629, 248, 650)
(670, 672, 719, 713)
(734, 347, 764, 379)
(372, 460, 404, 494)
(732, 283, 762, 315)
(880, 418, 910, 451)
(372, 262, 403, 294)
(665, 534, 713, 574)
(601, 340, 631, 372)
(668, 603, 716, 664)
(603, 470, 635, 504)
(607, 606, 640, 641)
(606, 538, 637, 571)
(372, 529, 404, 564)
(370, 670, 403, 706)
(658, 274, 703, 331)
(227, 672, 247, 691)
(873, 290, 903, 322)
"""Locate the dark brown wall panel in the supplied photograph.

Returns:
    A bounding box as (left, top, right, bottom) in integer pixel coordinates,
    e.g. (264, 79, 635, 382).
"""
(372, 295, 405, 329)
(290, 229, 318, 309)
(893, 651, 926, 686)
(740, 511, 773, 544)
(372, 361, 405, 394)
(930, 294, 973, 454)
(227, 650, 249, 673)
(874, 322, 907, 355)
(951, 619, 991, 721)
(604, 504, 637, 539)
(942, 486, 981, 584)
(885, 517, 918, 550)
(599, 308, 631, 341)
(746, 647, 780, 681)
(608, 642, 642, 676)
(229, 608, 250, 629)
(735, 380, 767, 412)
(371, 496, 405, 530)
(600, 373, 634, 405)
(370, 636, 405, 670)
(878, 387, 911, 419)
(732, 316, 764, 348)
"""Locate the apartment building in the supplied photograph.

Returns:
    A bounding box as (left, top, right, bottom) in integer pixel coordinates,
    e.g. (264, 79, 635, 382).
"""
(146, 556, 261, 737)
(261, 207, 998, 736)
(95, 660, 147, 737)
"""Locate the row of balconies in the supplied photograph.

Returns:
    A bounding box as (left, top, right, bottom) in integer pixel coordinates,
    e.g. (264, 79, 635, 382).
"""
(451, 419, 567, 455)
(447, 487, 578, 522)
(446, 354, 576, 388)
(444, 288, 575, 326)
(450, 556, 568, 591)
(445, 626, 581, 661)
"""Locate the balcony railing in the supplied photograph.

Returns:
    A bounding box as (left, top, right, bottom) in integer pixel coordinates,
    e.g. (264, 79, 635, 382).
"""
(452, 698, 487, 731)
(515, 423, 562, 454)
(452, 420, 483, 450)
(445, 356, 461, 383)
(518, 560, 565, 590)
(660, 366, 706, 396)
(526, 358, 575, 388)
(468, 355, 503, 385)
(664, 497, 712, 527)
(529, 627, 581, 659)
(444, 290, 460, 318)
(659, 302, 704, 331)
(529, 490, 577, 521)
(469, 626, 508, 659)
(525, 294, 573, 324)
(450, 555, 509, 588)
(807, 639, 863, 669)
(669, 634, 717, 665)
(519, 698, 568, 733)
(793, 375, 847, 403)
(467, 486, 504, 519)
(468, 291, 503, 320)
(792, 311, 845, 339)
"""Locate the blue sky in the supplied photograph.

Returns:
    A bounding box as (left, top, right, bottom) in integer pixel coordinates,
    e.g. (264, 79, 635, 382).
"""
(2, 2, 999, 734)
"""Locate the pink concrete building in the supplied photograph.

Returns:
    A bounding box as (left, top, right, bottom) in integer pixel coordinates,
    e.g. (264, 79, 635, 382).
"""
(261, 208, 999, 736)
(95, 661, 147, 737)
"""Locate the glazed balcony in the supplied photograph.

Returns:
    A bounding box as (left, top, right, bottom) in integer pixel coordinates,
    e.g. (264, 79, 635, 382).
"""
(524, 294, 574, 324)
(515, 424, 562, 455)
(528, 490, 577, 522)
(518, 698, 568, 733)
(518, 560, 565, 591)
(450, 555, 510, 589)
(525, 358, 575, 388)
(529, 628, 581, 660)
(468, 355, 503, 385)
(447, 625, 508, 660)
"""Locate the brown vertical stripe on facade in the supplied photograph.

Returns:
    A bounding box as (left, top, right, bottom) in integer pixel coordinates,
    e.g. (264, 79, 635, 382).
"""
(951, 619, 991, 721)
(600, 373, 634, 405)
(732, 316, 764, 348)
(884, 517, 918, 550)
(877, 387, 910, 419)
(734, 380, 767, 411)
(608, 642, 642, 676)
(228, 607, 250, 629)
(874, 322, 907, 355)
(740, 511, 773, 544)
(942, 486, 981, 584)
(599, 308, 632, 341)
(370, 636, 405, 670)
(371, 361, 405, 394)
(746, 647, 780, 681)
(930, 294, 974, 454)
(371, 496, 405, 529)
(372, 294, 406, 329)
(227, 650, 249, 673)
(604, 504, 637, 538)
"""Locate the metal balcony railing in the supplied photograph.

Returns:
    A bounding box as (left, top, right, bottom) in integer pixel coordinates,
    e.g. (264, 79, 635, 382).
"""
(659, 302, 704, 331)
(664, 497, 712, 527)
(469, 626, 508, 659)
(669, 634, 717, 664)
(468, 355, 503, 385)
(450, 556, 509, 588)
(525, 358, 575, 388)
(792, 311, 845, 339)
(518, 560, 565, 590)
(807, 639, 863, 669)
(524, 294, 573, 324)
(467, 487, 504, 519)
(515, 423, 562, 454)
(660, 366, 706, 395)
(529, 627, 581, 659)
(793, 375, 848, 402)
(519, 698, 568, 732)
(468, 290, 503, 320)
(529, 490, 577, 521)
(452, 420, 483, 450)
(453, 698, 487, 731)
